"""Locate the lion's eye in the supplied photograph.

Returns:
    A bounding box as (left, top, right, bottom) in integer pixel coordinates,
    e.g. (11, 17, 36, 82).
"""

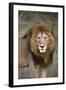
(45, 37, 47, 39)
(44, 37, 48, 40)
(37, 37, 40, 39)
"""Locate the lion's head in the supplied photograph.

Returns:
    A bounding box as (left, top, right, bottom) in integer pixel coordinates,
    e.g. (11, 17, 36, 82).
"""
(24, 23, 55, 65)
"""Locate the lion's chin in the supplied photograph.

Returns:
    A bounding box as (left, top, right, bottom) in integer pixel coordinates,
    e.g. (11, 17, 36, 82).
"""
(39, 49, 46, 53)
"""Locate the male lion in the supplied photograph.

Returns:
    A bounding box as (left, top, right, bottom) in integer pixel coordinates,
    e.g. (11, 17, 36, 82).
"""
(19, 23, 55, 78)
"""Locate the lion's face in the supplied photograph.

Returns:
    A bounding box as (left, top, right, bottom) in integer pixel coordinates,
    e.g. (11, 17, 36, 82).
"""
(36, 32, 49, 53)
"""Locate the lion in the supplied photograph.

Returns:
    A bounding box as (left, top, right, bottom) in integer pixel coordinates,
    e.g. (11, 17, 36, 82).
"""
(19, 23, 55, 78)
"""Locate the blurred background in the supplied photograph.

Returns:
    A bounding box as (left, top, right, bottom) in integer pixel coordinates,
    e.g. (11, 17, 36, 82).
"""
(18, 11, 58, 78)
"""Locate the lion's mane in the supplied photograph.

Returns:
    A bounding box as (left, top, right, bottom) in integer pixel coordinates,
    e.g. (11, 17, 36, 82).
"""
(23, 23, 55, 67)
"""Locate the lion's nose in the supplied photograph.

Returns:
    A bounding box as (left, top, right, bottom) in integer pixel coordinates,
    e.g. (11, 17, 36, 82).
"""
(40, 46, 44, 48)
